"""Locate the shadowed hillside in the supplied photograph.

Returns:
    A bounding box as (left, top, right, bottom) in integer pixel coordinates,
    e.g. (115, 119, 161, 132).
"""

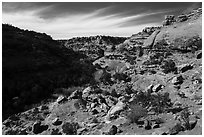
(2, 24, 96, 120)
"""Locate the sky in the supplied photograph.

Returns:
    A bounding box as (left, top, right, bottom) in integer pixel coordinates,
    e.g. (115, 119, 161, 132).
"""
(2, 2, 202, 39)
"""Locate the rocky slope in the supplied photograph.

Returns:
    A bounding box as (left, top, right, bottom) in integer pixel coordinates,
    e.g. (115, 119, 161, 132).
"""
(2, 7, 202, 135)
(59, 35, 127, 60)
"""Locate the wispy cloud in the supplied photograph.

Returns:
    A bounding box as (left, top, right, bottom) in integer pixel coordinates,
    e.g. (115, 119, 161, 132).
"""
(2, 2, 201, 39)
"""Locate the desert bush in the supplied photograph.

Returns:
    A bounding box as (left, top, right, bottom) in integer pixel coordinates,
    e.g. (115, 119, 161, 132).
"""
(127, 103, 148, 123)
(132, 91, 172, 114)
(62, 122, 79, 135)
(116, 43, 128, 53)
(174, 36, 202, 53)
(107, 60, 126, 73)
(153, 39, 169, 50)
(143, 52, 165, 66)
(110, 82, 133, 96)
(149, 92, 172, 113)
(54, 87, 83, 97)
(160, 59, 177, 73)
(179, 108, 191, 130)
(112, 72, 131, 82)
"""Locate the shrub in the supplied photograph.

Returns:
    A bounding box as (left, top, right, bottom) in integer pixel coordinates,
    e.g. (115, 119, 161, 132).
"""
(160, 59, 177, 73)
(62, 122, 79, 135)
(179, 108, 191, 130)
(131, 91, 172, 114)
(174, 36, 202, 53)
(127, 103, 148, 123)
(153, 39, 169, 50)
(54, 87, 83, 97)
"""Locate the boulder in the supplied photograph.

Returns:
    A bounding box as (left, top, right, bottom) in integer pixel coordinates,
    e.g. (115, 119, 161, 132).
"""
(92, 108, 99, 115)
(167, 122, 184, 135)
(143, 30, 160, 48)
(77, 128, 87, 135)
(105, 97, 116, 107)
(152, 84, 163, 92)
(32, 121, 48, 134)
(196, 52, 202, 59)
(178, 14, 188, 22)
(90, 103, 96, 108)
(69, 90, 82, 99)
(108, 125, 118, 135)
(52, 118, 63, 126)
(108, 101, 126, 115)
(144, 120, 152, 130)
(39, 105, 49, 111)
(152, 123, 160, 129)
(105, 101, 126, 123)
(145, 84, 154, 94)
(163, 15, 176, 26)
(172, 75, 184, 85)
(82, 87, 92, 98)
(177, 63, 193, 73)
(56, 95, 68, 104)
